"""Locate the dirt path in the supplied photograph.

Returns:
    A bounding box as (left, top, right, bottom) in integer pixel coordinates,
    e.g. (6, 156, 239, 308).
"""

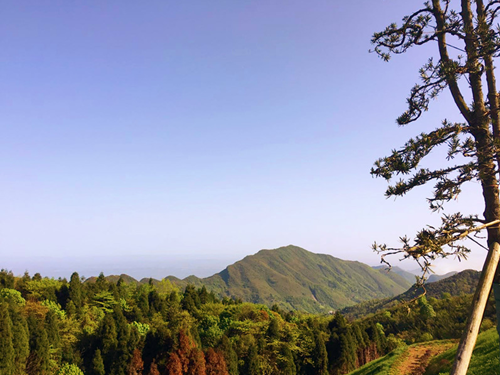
(391, 342, 455, 375)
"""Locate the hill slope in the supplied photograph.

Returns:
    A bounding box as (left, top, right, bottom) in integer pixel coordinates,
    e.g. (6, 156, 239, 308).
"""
(341, 269, 481, 319)
(166, 245, 412, 313)
(373, 265, 417, 284)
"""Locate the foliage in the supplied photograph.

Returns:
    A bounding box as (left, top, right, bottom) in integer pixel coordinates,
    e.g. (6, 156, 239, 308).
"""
(0, 265, 489, 375)
(55, 363, 84, 375)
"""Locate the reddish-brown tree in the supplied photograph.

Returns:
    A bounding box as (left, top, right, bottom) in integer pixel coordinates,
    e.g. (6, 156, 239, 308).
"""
(176, 330, 194, 373)
(128, 348, 144, 375)
(205, 348, 229, 375)
(147, 360, 160, 375)
(166, 353, 183, 375)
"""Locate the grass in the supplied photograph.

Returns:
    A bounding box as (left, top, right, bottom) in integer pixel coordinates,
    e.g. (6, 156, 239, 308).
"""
(348, 329, 500, 375)
(347, 340, 456, 375)
(425, 328, 500, 375)
(347, 346, 407, 375)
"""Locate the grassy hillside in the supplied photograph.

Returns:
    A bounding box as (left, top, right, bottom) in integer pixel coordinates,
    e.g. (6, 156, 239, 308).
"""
(347, 328, 499, 375)
(373, 265, 417, 284)
(166, 245, 412, 313)
(425, 328, 500, 375)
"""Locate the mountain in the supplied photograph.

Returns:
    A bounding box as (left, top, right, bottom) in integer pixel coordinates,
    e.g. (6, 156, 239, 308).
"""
(427, 271, 458, 283)
(341, 269, 481, 319)
(85, 273, 139, 285)
(373, 266, 418, 284)
(165, 245, 412, 313)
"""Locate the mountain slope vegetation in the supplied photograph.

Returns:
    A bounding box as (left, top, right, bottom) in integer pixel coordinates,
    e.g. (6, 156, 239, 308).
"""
(341, 269, 481, 320)
(164, 245, 412, 313)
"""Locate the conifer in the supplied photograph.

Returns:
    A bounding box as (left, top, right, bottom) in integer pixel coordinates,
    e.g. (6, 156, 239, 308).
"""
(0, 303, 14, 375)
(127, 348, 144, 375)
(26, 312, 51, 375)
(93, 349, 106, 375)
(205, 348, 228, 375)
(68, 272, 83, 311)
(166, 352, 183, 375)
(10, 304, 29, 374)
(147, 360, 160, 375)
(188, 348, 206, 375)
(218, 335, 238, 375)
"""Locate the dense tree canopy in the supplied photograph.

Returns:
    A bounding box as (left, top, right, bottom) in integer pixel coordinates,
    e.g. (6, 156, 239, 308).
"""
(0, 268, 492, 375)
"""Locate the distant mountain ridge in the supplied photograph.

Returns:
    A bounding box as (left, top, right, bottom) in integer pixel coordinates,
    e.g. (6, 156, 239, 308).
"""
(372, 265, 418, 284)
(341, 269, 481, 319)
(91, 245, 412, 313)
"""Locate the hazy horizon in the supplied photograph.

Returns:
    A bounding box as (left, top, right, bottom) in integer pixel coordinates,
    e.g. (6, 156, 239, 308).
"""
(2, 244, 480, 281)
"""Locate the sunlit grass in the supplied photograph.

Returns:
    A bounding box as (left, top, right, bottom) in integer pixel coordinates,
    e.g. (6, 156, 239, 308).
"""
(425, 327, 500, 375)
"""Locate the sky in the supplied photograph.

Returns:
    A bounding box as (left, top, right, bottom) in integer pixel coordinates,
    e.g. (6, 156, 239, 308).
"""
(0, 0, 490, 280)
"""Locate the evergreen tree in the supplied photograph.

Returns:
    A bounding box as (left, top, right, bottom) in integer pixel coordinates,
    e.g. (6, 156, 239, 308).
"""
(266, 318, 280, 340)
(26, 312, 51, 375)
(45, 309, 61, 348)
(246, 343, 260, 375)
(99, 313, 118, 373)
(0, 269, 15, 289)
(277, 344, 296, 375)
(311, 330, 328, 375)
(218, 335, 238, 375)
(68, 272, 83, 312)
(93, 349, 106, 375)
(10, 304, 29, 375)
(111, 306, 133, 375)
(0, 303, 14, 375)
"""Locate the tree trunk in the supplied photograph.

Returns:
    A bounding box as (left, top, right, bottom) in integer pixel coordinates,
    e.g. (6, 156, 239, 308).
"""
(450, 241, 500, 375)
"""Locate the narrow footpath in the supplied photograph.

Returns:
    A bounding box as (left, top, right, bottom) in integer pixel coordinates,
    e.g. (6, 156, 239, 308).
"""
(391, 343, 454, 375)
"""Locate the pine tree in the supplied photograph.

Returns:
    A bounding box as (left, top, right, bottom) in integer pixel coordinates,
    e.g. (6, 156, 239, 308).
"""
(370, 1, 500, 373)
(0, 303, 15, 375)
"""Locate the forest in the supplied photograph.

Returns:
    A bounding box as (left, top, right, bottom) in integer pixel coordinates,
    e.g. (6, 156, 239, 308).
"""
(0, 269, 493, 375)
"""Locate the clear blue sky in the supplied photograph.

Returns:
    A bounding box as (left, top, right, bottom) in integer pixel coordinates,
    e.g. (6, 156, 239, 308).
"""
(0, 0, 487, 279)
